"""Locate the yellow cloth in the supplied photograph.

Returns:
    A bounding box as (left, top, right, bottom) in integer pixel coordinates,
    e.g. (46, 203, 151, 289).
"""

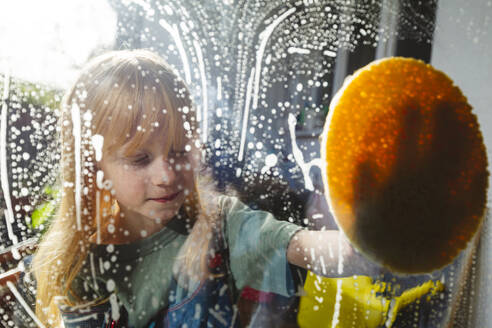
(298, 272, 444, 328)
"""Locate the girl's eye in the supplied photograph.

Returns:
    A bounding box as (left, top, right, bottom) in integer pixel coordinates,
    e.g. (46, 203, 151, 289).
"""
(128, 154, 150, 166)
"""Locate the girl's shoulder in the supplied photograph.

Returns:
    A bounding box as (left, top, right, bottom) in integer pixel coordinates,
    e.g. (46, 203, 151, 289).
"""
(217, 195, 250, 217)
(216, 194, 237, 212)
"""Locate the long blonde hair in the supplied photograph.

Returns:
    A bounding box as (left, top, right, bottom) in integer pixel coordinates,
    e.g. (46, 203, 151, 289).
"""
(32, 49, 217, 326)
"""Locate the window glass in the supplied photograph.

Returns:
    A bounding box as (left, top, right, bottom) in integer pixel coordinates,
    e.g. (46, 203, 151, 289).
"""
(0, 1, 491, 327)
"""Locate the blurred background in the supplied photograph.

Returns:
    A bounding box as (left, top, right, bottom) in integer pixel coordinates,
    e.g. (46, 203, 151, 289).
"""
(0, 0, 491, 327)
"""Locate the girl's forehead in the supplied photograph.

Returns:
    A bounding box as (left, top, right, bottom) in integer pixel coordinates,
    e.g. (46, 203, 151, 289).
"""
(115, 128, 186, 155)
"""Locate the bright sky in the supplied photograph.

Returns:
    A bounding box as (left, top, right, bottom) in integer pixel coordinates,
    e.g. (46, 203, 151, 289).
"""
(0, 0, 116, 88)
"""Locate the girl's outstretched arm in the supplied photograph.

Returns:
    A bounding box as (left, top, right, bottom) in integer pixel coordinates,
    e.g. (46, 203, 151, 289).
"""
(286, 230, 382, 277)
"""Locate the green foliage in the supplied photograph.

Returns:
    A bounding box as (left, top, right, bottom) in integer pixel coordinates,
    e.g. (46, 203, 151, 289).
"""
(1, 74, 62, 235)
(30, 186, 59, 231)
(0, 73, 62, 110)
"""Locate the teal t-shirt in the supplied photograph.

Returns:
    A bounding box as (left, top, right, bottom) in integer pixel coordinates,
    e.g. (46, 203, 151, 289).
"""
(69, 196, 302, 327)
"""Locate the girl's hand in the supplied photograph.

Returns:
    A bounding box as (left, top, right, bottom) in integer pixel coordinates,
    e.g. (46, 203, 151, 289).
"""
(287, 230, 383, 278)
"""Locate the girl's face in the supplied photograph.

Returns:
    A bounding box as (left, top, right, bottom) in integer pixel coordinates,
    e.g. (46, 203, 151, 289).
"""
(99, 131, 195, 236)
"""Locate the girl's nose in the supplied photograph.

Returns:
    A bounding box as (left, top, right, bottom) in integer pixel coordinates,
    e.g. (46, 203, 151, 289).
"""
(151, 158, 177, 186)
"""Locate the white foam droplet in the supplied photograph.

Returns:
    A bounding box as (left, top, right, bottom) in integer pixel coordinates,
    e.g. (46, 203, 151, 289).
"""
(152, 296, 159, 309)
(83, 111, 92, 121)
(109, 293, 120, 321)
(323, 50, 337, 57)
(106, 279, 115, 292)
(265, 154, 278, 167)
(96, 170, 105, 189)
(71, 103, 82, 230)
(91, 134, 104, 161)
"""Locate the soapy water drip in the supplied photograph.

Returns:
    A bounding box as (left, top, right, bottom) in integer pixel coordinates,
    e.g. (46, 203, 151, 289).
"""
(95, 190, 101, 244)
(6, 281, 45, 328)
(252, 7, 297, 110)
(237, 68, 255, 163)
(95, 167, 112, 245)
(71, 103, 82, 230)
(91, 134, 104, 162)
(91, 134, 103, 242)
(159, 19, 192, 85)
(238, 7, 297, 164)
(216, 76, 222, 101)
(337, 232, 344, 275)
(109, 293, 120, 321)
(331, 279, 343, 328)
(193, 39, 208, 143)
(0, 71, 19, 249)
(287, 113, 323, 191)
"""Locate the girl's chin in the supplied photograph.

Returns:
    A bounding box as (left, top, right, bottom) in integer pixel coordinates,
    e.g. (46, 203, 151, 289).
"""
(146, 214, 176, 225)
(146, 206, 182, 223)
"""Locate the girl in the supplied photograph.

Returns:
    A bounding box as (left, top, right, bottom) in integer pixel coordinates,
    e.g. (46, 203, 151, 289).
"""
(32, 49, 376, 327)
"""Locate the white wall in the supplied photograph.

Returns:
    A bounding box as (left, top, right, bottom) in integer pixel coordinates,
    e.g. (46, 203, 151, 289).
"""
(431, 1, 492, 326)
(432, 0, 492, 201)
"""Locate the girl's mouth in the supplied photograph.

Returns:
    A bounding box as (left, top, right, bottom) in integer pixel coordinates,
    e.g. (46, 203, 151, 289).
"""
(150, 191, 181, 203)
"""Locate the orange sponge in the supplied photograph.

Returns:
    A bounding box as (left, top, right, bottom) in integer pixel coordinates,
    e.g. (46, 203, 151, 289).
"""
(321, 57, 488, 273)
